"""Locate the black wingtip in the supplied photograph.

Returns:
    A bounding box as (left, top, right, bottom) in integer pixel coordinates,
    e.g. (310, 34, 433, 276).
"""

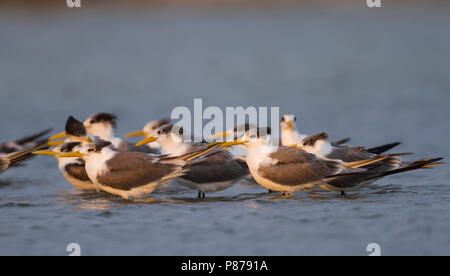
(332, 137, 351, 146)
(367, 142, 401, 155)
(14, 128, 53, 145)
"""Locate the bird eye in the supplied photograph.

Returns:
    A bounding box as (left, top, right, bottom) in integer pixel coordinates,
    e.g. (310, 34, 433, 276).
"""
(157, 130, 161, 135)
(294, 117, 297, 121)
(281, 117, 285, 122)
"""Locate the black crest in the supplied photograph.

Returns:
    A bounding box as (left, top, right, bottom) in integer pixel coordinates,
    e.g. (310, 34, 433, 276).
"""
(94, 139, 112, 152)
(60, 142, 82, 153)
(302, 133, 329, 147)
(89, 113, 118, 128)
(158, 124, 183, 136)
(156, 118, 171, 128)
(66, 116, 87, 137)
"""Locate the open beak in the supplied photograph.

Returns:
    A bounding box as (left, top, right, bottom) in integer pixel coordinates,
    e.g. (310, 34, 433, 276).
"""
(57, 151, 85, 158)
(49, 131, 67, 141)
(135, 136, 158, 147)
(125, 130, 147, 138)
(32, 150, 58, 157)
(48, 141, 65, 147)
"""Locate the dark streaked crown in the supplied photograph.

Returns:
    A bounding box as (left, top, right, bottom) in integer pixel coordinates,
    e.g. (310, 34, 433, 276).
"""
(66, 116, 87, 137)
(156, 118, 171, 129)
(60, 142, 82, 153)
(93, 139, 112, 152)
(302, 133, 329, 147)
(158, 124, 183, 136)
(89, 113, 118, 128)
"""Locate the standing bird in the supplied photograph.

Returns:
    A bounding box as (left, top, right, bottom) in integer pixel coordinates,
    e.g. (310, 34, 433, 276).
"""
(136, 124, 250, 198)
(57, 139, 221, 199)
(298, 132, 444, 182)
(83, 112, 160, 153)
(221, 128, 399, 195)
(280, 113, 398, 153)
(33, 142, 95, 190)
(280, 113, 309, 147)
(39, 116, 95, 190)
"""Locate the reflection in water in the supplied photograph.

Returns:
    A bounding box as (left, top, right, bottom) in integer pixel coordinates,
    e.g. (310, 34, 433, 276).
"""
(56, 188, 277, 210)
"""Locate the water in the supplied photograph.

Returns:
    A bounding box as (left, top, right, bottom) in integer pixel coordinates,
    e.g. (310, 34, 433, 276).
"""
(1, 6, 449, 255)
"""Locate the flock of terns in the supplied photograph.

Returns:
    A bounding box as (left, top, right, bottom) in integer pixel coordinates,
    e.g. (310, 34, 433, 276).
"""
(0, 112, 444, 200)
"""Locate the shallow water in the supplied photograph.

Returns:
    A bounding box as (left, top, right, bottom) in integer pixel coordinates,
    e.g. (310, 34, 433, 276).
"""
(0, 6, 449, 255)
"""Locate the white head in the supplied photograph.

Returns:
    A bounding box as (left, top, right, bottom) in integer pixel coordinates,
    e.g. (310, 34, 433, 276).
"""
(124, 118, 171, 140)
(280, 113, 298, 131)
(299, 133, 333, 158)
(83, 113, 118, 139)
(152, 124, 185, 147)
(74, 139, 115, 162)
(142, 118, 171, 138)
(234, 127, 278, 152)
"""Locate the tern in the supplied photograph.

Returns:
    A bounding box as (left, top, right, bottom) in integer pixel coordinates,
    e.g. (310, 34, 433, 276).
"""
(124, 118, 171, 151)
(57, 139, 222, 199)
(136, 124, 250, 198)
(221, 128, 403, 195)
(280, 113, 399, 153)
(50, 113, 156, 153)
(1, 128, 52, 175)
(298, 132, 444, 182)
(1, 141, 49, 175)
(33, 142, 95, 190)
(0, 128, 52, 154)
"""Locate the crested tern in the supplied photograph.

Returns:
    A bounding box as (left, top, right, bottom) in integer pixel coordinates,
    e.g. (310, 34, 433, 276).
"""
(57, 139, 222, 199)
(136, 124, 250, 198)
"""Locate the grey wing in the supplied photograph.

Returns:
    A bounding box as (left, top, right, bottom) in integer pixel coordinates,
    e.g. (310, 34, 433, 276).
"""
(129, 142, 161, 154)
(65, 160, 91, 182)
(97, 152, 180, 191)
(260, 147, 341, 186)
(182, 150, 249, 183)
(327, 147, 374, 162)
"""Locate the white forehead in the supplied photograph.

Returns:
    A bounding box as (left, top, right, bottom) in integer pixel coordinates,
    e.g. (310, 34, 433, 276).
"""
(143, 120, 159, 131)
(282, 113, 296, 121)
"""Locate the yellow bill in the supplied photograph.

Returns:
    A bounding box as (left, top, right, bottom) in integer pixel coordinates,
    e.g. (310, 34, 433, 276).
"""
(125, 130, 146, 138)
(57, 151, 84, 158)
(49, 131, 67, 141)
(286, 121, 294, 128)
(135, 136, 158, 147)
(32, 150, 58, 157)
(212, 131, 229, 139)
(220, 140, 247, 147)
(48, 141, 65, 147)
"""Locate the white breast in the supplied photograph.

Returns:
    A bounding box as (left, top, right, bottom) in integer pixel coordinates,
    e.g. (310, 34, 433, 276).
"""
(281, 130, 307, 146)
